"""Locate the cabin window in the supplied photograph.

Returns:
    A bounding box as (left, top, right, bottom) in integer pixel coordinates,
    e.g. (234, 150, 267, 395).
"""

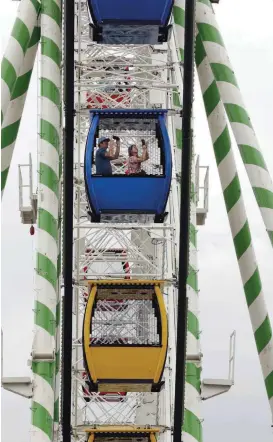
(91, 117, 164, 177)
(90, 286, 161, 346)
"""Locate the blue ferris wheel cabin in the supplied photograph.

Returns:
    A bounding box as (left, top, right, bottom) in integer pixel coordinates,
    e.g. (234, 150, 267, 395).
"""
(87, 0, 174, 44)
(84, 109, 172, 223)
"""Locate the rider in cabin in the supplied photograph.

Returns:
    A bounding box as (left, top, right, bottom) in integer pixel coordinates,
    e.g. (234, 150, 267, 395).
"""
(127, 139, 149, 175)
(95, 136, 120, 176)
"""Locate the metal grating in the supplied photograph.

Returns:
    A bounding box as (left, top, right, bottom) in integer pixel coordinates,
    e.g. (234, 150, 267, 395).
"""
(90, 298, 160, 346)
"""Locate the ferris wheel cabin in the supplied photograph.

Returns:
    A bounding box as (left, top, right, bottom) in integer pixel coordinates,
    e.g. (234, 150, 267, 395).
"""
(87, 0, 173, 44)
(82, 280, 168, 393)
(84, 109, 172, 223)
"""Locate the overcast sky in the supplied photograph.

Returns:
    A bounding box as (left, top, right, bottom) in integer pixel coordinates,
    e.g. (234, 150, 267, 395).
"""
(1, 0, 273, 441)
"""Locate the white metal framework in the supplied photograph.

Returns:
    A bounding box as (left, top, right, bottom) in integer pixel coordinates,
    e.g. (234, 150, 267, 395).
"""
(70, 2, 210, 442)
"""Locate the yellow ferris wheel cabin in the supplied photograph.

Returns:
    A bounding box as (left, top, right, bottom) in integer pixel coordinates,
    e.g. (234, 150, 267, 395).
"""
(82, 280, 168, 392)
(85, 426, 161, 442)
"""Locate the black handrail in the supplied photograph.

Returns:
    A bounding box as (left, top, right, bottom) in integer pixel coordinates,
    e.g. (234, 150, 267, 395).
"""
(173, 0, 196, 442)
(61, 0, 75, 440)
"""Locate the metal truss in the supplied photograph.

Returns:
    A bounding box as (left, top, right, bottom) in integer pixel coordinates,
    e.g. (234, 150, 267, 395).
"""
(70, 1, 180, 441)
(75, 225, 175, 281)
(75, 2, 175, 111)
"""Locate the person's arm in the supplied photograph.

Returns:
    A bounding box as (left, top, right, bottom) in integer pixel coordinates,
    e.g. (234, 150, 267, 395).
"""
(133, 141, 148, 163)
(113, 136, 120, 159)
(105, 137, 120, 160)
(143, 145, 149, 160)
(141, 139, 149, 161)
(108, 140, 115, 156)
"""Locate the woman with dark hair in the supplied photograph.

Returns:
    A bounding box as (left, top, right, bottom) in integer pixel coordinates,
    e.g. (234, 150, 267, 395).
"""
(127, 139, 149, 175)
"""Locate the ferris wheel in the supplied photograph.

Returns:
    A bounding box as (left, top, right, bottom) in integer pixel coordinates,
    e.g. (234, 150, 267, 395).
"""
(1, 1, 273, 442)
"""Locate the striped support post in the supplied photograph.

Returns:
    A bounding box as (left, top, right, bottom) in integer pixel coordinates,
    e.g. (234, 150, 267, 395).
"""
(196, 0, 273, 246)
(1, 23, 40, 198)
(195, 32, 273, 419)
(173, 0, 185, 63)
(1, 0, 40, 123)
(31, 0, 61, 440)
(53, 287, 60, 439)
(53, 253, 61, 439)
(184, 156, 202, 442)
(172, 7, 203, 440)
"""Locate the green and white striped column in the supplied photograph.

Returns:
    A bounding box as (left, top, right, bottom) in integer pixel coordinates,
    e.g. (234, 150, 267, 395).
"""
(31, 0, 61, 440)
(1, 0, 40, 123)
(53, 250, 61, 440)
(196, 0, 273, 246)
(53, 285, 60, 440)
(1, 23, 40, 198)
(172, 91, 202, 442)
(184, 158, 202, 442)
(173, 0, 185, 63)
(172, 6, 203, 439)
(195, 32, 273, 418)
